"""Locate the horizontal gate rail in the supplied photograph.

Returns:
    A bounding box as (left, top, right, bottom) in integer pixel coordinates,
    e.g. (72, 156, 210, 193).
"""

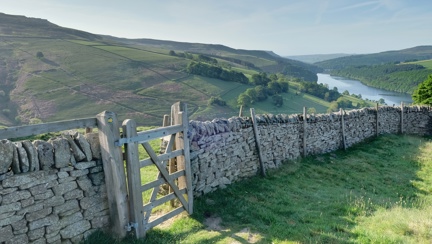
(139, 149, 183, 168)
(146, 207, 185, 231)
(0, 117, 97, 140)
(142, 189, 187, 212)
(141, 170, 185, 192)
(116, 124, 182, 146)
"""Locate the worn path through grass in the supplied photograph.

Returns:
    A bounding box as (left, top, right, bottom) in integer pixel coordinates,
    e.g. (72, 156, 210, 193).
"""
(86, 134, 432, 243)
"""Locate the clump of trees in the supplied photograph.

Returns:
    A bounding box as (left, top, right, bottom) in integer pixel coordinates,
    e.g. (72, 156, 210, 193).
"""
(299, 82, 340, 102)
(412, 74, 432, 105)
(186, 62, 249, 84)
(237, 73, 289, 107)
(208, 96, 226, 106)
(36, 51, 44, 58)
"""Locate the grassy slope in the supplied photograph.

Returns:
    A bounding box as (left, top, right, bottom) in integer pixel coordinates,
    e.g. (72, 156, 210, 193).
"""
(86, 134, 432, 243)
(408, 59, 432, 69)
(0, 13, 328, 127)
(1, 36, 332, 126)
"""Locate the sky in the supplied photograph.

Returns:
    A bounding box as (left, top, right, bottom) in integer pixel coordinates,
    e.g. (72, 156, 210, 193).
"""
(2, 0, 432, 56)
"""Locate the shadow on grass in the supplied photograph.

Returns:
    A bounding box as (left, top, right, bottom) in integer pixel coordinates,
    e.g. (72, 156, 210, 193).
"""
(86, 134, 431, 243)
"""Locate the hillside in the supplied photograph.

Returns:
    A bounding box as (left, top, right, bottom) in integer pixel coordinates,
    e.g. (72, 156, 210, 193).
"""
(315, 46, 432, 70)
(314, 46, 432, 94)
(0, 12, 325, 127)
(286, 53, 351, 63)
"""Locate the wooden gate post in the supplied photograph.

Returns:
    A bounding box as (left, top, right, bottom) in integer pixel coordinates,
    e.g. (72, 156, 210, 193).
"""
(96, 111, 129, 238)
(171, 102, 186, 189)
(122, 119, 145, 237)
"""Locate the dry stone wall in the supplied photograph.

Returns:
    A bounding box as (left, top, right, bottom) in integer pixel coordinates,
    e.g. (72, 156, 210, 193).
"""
(189, 106, 432, 196)
(0, 131, 108, 244)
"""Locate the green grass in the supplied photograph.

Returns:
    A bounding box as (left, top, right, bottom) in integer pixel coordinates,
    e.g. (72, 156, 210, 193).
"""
(86, 134, 432, 243)
(406, 59, 432, 69)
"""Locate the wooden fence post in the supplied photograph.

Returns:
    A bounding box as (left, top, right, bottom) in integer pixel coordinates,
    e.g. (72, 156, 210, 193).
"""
(122, 119, 145, 238)
(171, 102, 186, 189)
(239, 105, 243, 117)
(303, 107, 307, 157)
(376, 103, 379, 137)
(250, 108, 266, 177)
(400, 102, 404, 134)
(96, 111, 128, 238)
(179, 110, 193, 214)
(340, 108, 347, 150)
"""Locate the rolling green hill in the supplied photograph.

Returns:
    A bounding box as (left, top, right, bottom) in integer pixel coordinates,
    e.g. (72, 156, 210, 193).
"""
(315, 46, 432, 70)
(314, 47, 432, 94)
(0, 12, 327, 127)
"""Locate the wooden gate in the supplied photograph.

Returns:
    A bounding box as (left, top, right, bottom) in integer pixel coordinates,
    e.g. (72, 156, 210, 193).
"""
(118, 103, 193, 238)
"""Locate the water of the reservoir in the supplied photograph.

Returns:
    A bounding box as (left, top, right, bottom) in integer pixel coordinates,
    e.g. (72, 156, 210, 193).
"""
(317, 73, 413, 105)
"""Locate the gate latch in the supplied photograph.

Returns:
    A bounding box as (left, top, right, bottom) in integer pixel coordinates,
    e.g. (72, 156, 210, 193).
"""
(125, 222, 138, 231)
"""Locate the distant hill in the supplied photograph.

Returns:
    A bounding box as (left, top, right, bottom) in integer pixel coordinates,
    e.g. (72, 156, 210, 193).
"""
(286, 53, 351, 64)
(315, 46, 432, 94)
(0, 12, 327, 127)
(103, 36, 322, 80)
(315, 46, 432, 70)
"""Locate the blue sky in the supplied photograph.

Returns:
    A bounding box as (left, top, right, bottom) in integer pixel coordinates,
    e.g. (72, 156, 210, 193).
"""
(2, 0, 432, 55)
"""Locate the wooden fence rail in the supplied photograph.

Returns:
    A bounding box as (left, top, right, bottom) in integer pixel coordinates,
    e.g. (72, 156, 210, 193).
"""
(0, 117, 97, 140)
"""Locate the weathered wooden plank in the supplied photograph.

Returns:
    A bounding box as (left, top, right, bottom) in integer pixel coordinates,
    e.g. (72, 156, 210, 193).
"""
(340, 108, 347, 150)
(146, 207, 185, 231)
(122, 119, 145, 238)
(96, 111, 128, 238)
(0, 117, 97, 140)
(116, 124, 182, 146)
(172, 102, 187, 189)
(139, 149, 183, 168)
(159, 114, 170, 153)
(303, 107, 307, 157)
(142, 141, 189, 212)
(250, 108, 266, 177)
(180, 110, 194, 214)
(401, 102, 404, 134)
(376, 103, 379, 137)
(142, 189, 187, 212)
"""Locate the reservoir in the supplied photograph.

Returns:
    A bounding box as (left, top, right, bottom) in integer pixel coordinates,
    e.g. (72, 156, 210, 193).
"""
(317, 73, 413, 106)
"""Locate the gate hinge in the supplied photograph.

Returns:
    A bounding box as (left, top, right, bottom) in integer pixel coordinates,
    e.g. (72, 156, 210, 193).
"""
(125, 222, 138, 232)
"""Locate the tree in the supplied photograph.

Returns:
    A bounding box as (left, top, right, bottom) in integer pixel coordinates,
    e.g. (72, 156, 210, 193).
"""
(307, 107, 317, 114)
(36, 51, 44, 58)
(169, 50, 176, 56)
(245, 88, 258, 103)
(272, 95, 283, 107)
(413, 74, 432, 105)
(237, 93, 252, 107)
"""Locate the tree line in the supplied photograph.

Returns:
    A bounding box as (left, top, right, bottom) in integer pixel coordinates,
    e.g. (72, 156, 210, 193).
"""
(329, 63, 431, 93)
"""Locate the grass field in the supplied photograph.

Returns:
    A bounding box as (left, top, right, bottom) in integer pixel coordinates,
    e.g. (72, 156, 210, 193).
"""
(2, 36, 335, 127)
(86, 134, 432, 243)
(407, 59, 432, 69)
